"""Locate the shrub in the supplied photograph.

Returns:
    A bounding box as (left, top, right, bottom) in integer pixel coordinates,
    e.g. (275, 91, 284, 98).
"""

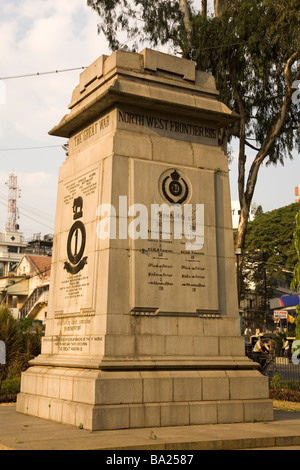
(0, 307, 22, 382)
(0, 377, 20, 403)
(270, 373, 284, 390)
(270, 388, 300, 402)
(0, 394, 17, 403)
(0, 308, 43, 382)
(269, 373, 300, 402)
(0, 376, 21, 396)
(285, 380, 300, 392)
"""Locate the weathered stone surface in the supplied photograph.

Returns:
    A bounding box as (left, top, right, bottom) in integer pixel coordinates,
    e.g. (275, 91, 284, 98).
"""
(17, 49, 273, 430)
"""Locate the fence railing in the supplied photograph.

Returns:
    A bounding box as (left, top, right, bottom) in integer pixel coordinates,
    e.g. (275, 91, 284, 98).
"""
(246, 350, 300, 383)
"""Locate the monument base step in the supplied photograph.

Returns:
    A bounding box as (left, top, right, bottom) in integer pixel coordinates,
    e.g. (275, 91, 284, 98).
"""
(30, 353, 258, 371)
(17, 366, 273, 431)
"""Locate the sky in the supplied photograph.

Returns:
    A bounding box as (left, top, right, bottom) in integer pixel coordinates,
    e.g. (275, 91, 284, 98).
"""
(0, 0, 299, 240)
(0, 0, 111, 239)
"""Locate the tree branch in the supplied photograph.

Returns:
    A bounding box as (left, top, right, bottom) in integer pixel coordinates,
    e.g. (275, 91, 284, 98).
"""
(245, 51, 300, 201)
(235, 88, 247, 209)
(245, 140, 260, 152)
(214, 0, 228, 17)
(234, 47, 298, 249)
(178, 0, 192, 34)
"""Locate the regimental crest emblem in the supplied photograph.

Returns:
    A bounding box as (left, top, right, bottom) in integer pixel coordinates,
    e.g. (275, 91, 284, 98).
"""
(159, 169, 191, 205)
(64, 197, 88, 275)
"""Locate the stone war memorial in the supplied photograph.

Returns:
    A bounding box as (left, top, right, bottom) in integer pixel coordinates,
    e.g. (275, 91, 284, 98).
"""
(17, 49, 273, 430)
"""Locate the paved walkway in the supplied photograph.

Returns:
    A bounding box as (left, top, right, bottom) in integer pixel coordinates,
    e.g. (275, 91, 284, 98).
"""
(0, 405, 300, 450)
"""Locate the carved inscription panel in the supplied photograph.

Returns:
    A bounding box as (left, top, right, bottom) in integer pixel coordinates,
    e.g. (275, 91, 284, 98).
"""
(117, 106, 218, 146)
(130, 160, 219, 314)
(54, 166, 100, 317)
(43, 318, 104, 356)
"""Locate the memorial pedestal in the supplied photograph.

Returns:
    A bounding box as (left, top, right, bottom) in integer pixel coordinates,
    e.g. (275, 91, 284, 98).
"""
(17, 49, 273, 430)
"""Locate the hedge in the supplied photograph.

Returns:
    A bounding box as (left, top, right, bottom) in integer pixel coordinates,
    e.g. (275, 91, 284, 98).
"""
(270, 388, 300, 402)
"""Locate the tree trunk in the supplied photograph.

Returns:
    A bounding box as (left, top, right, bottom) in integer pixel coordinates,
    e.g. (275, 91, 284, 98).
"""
(234, 51, 299, 306)
(214, 0, 228, 17)
(202, 0, 207, 17)
(178, 0, 192, 34)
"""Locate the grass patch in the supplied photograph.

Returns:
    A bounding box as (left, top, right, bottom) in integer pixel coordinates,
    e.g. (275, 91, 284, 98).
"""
(273, 400, 300, 412)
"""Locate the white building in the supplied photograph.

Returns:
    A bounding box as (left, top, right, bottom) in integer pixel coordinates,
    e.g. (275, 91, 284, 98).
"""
(0, 254, 51, 321)
(231, 201, 257, 229)
(0, 231, 27, 277)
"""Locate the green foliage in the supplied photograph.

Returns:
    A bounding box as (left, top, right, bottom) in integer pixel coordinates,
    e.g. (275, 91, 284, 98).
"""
(269, 373, 284, 390)
(242, 204, 298, 301)
(285, 380, 300, 392)
(245, 204, 298, 273)
(255, 205, 264, 218)
(191, 1, 300, 163)
(87, 0, 300, 257)
(0, 307, 22, 381)
(291, 203, 300, 340)
(19, 318, 43, 364)
(270, 388, 300, 402)
(86, 0, 186, 51)
(295, 316, 300, 341)
(0, 307, 43, 382)
(0, 377, 21, 396)
(87, 0, 300, 165)
(269, 374, 300, 402)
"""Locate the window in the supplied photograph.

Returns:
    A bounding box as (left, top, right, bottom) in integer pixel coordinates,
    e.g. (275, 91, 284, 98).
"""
(8, 246, 18, 253)
(12, 296, 18, 308)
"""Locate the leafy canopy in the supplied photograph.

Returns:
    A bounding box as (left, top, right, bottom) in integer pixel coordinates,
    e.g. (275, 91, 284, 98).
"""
(244, 204, 299, 275)
(291, 203, 300, 339)
(242, 203, 299, 301)
(87, 0, 186, 51)
(87, 0, 300, 166)
(87, 0, 300, 256)
(0, 308, 43, 381)
(191, 0, 300, 165)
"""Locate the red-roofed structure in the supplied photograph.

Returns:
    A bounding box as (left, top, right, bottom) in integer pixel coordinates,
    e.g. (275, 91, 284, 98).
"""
(0, 254, 52, 321)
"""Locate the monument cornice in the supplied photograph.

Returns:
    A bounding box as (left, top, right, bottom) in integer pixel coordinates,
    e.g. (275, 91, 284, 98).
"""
(49, 77, 238, 138)
(69, 67, 221, 110)
(49, 50, 239, 138)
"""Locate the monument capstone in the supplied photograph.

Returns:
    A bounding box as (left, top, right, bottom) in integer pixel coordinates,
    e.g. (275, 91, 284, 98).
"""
(17, 49, 273, 430)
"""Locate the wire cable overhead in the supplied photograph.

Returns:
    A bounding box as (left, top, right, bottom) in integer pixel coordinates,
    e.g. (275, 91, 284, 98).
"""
(0, 66, 87, 81)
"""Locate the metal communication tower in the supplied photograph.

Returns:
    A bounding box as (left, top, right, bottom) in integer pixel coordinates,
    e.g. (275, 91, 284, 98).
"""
(5, 173, 21, 232)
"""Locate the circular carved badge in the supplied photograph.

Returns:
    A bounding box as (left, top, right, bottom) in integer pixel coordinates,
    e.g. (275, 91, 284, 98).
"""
(159, 169, 191, 205)
(64, 197, 88, 275)
(67, 220, 86, 266)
